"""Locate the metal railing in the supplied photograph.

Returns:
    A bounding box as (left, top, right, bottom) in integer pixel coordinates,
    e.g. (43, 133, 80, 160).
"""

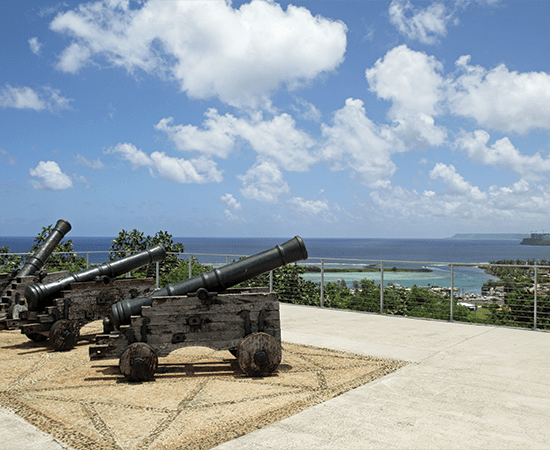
(1, 251, 548, 331)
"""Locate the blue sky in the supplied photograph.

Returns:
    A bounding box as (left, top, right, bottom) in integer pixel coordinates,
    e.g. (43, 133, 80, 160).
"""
(2, 0, 550, 238)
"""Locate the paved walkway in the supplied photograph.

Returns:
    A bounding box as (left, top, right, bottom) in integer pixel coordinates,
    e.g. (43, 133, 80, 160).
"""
(2, 303, 550, 449)
(215, 303, 550, 449)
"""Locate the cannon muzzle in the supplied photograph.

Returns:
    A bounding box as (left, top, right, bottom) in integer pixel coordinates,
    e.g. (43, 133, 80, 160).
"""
(25, 244, 167, 311)
(17, 219, 72, 277)
(111, 236, 308, 328)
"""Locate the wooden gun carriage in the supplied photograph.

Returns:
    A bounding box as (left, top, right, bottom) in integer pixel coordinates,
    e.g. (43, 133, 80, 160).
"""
(18, 244, 166, 351)
(0, 219, 72, 330)
(0, 271, 69, 330)
(89, 236, 308, 381)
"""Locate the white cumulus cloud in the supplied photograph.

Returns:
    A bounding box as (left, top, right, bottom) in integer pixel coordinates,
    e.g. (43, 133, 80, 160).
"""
(456, 130, 550, 182)
(0, 85, 72, 112)
(50, 0, 347, 108)
(238, 160, 290, 203)
(0, 85, 46, 110)
(221, 193, 242, 211)
(75, 153, 105, 169)
(365, 45, 447, 147)
(287, 197, 337, 222)
(29, 161, 73, 190)
(155, 113, 235, 159)
(389, 0, 452, 44)
(156, 109, 316, 172)
(370, 175, 550, 229)
(107, 142, 223, 184)
(321, 98, 397, 187)
(429, 162, 486, 201)
(150, 152, 223, 184)
(107, 142, 152, 169)
(449, 55, 550, 134)
(28, 37, 42, 55)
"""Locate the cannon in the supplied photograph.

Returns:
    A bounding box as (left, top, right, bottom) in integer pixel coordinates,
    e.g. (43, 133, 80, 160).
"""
(89, 236, 308, 381)
(18, 219, 72, 277)
(19, 245, 167, 350)
(0, 219, 72, 329)
(25, 244, 167, 311)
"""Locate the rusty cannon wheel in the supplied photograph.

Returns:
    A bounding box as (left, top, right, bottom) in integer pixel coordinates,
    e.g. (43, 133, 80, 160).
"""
(237, 332, 281, 377)
(119, 342, 158, 382)
(49, 319, 80, 351)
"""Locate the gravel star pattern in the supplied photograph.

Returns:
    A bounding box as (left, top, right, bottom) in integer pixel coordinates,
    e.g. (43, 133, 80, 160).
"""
(0, 322, 406, 450)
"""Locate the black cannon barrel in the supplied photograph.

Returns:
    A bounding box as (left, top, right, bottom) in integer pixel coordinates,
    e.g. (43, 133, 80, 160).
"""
(17, 219, 72, 278)
(25, 244, 167, 311)
(111, 236, 308, 328)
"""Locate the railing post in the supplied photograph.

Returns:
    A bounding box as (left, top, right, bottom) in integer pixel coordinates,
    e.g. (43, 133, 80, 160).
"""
(380, 261, 384, 314)
(86, 252, 89, 269)
(534, 265, 538, 330)
(189, 255, 193, 279)
(156, 261, 160, 289)
(269, 270, 273, 293)
(126, 251, 131, 278)
(320, 259, 324, 308)
(450, 264, 454, 321)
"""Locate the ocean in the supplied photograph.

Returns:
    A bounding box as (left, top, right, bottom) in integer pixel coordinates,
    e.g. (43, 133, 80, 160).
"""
(2, 236, 550, 295)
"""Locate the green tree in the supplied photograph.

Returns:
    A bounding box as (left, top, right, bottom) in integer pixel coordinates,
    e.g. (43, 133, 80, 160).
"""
(0, 246, 22, 273)
(109, 229, 210, 287)
(353, 279, 381, 312)
(239, 263, 320, 306)
(161, 255, 211, 286)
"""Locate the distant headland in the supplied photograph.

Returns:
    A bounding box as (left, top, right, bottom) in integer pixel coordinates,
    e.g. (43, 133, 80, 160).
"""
(448, 233, 529, 241)
(519, 233, 550, 246)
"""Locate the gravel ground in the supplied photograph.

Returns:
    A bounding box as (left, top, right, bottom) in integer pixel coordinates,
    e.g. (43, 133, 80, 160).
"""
(0, 321, 406, 450)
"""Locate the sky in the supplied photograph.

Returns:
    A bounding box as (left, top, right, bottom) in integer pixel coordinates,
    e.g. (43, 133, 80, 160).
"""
(2, 0, 550, 239)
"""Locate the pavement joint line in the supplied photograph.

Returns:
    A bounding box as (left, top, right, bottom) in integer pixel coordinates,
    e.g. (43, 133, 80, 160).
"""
(417, 325, 495, 362)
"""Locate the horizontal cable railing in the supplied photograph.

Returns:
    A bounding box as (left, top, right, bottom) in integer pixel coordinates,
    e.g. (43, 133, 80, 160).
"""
(1, 250, 548, 332)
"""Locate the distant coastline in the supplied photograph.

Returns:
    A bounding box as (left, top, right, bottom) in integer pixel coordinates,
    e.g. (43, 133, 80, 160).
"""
(519, 233, 550, 246)
(448, 233, 528, 241)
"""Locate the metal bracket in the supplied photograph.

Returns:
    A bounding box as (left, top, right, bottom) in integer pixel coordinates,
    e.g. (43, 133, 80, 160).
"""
(172, 333, 186, 344)
(188, 288, 218, 301)
(187, 315, 202, 327)
(258, 309, 267, 332)
(63, 299, 71, 320)
(140, 317, 150, 343)
(125, 328, 136, 344)
(239, 310, 251, 336)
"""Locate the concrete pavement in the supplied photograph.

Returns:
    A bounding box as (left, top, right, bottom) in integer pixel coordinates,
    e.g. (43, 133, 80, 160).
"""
(0, 407, 73, 450)
(215, 303, 550, 449)
(2, 303, 550, 449)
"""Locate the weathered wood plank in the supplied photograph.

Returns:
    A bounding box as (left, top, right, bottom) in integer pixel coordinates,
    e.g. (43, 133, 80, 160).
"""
(143, 301, 279, 318)
(142, 310, 280, 324)
(89, 291, 282, 362)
